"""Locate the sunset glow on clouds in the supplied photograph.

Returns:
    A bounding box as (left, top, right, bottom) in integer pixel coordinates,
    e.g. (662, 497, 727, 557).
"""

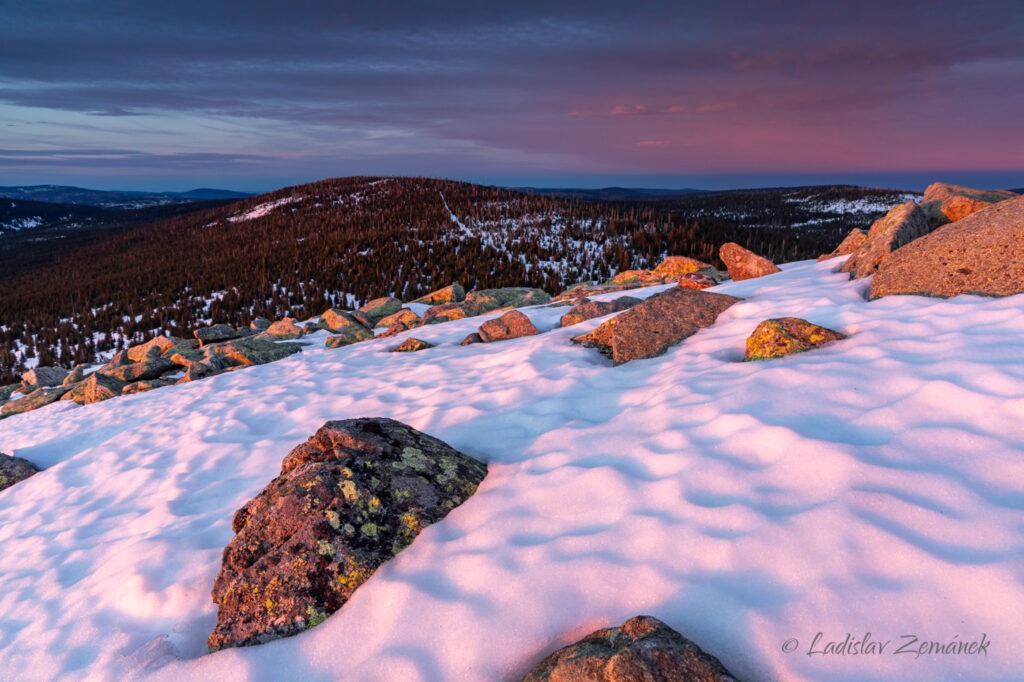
(1, 0, 1021, 190)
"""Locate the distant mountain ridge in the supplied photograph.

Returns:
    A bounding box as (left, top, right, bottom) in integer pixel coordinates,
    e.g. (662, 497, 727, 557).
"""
(515, 186, 706, 201)
(0, 184, 252, 209)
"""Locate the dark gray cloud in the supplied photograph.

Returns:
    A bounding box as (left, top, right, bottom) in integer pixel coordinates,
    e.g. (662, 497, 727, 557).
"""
(1, 0, 1022, 190)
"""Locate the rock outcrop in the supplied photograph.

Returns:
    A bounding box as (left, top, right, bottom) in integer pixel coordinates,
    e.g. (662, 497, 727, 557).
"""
(818, 228, 868, 262)
(573, 287, 741, 364)
(870, 194, 1024, 299)
(523, 615, 738, 682)
(126, 336, 177, 363)
(478, 310, 539, 342)
(20, 367, 69, 392)
(195, 324, 249, 346)
(3, 386, 69, 414)
(389, 338, 434, 352)
(463, 287, 551, 315)
(413, 283, 465, 305)
(559, 296, 641, 327)
(258, 318, 303, 340)
(719, 242, 781, 281)
(745, 318, 846, 361)
(99, 357, 177, 383)
(840, 202, 932, 279)
(207, 418, 487, 651)
(0, 453, 40, 493)
(919, 182, 1017, 226)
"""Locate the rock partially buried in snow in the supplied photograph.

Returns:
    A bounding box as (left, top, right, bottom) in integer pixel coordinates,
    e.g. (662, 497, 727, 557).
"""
(478, 310, 539, 342)
(573, 287, 741, 364)
(0, 383, 19, 403)
(3, 386, 69, 414)
(552, 282, 636, 302)
(463, 287, 551, 314)
(375, 308, 422, 329)
(99, 357, 177, 383)
(413, 282, 466, 305)
(745, 318, 846, 361)
(325, 328, 374, 349)
(919, 182, 1017, 226)
(389, 338, 434, 352)
(358, 297, 403, 324)
(320, 309, 370, 336)
(460, 332, 482, 346)
(841, 202, 932, 279)
(20, 366, 69, 392)
(818, 227, 868, 262)
(870, 194, 1024, 299)
(719, 242, 781, 281)
(676, 272, 719, 289)
(559, 296, 641, 327)
(0, 453, 40, 493)
(522, 615, 739, 682)
(208, 337, 305, 367)
(194, 324, 249, 346)
(257, 318, 303, 340)
(207, 417, 487, 651)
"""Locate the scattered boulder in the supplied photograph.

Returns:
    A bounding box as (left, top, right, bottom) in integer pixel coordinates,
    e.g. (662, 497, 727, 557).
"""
(176, 360, 226, 384)
(676, 272, 718, 289)
(423, 302, 470, 323)
(99, 357, 177, 383)
(61, 365, 88, 387)
(350, 311, 375, 328)
(919, 182, 1017, 226)
(573, 287, 741, 364)
(2, 387, 69, 415)
(325, 328, 374, 349)
(209, 337, 304, 367)
(651, 255, 715, 280)
(611, 269, 652, 285)
(719, 242, 781, 281)
(375, 308, 422, 329)
(123, 379, 175, 395)
(258, 318, 303, 340)
(195, 324, 248, 346)
(841, 202, 932, 279)
(523, 615, 738, 682)
(745, 318, 846, 361)
(871, 194, 1024, 299)
(207, 417, 487, 651)
(478, 310, 539, 342)
(559, 296, 641, 327)
(552, 282, 636, 302)
(389, 338, 434, 352)
(250, 317, 273, 331)
(358, 297, 403, 324)
(460, 333, 482, 346)
(303, 320, 328, 334)
(20, 366, 69, 392)
(127, 336, 177, 363)
(818, 228, 868, 262)
(320, 309, 370, 336)
(0, 453, 40, 493)
(463, 287, 551, 315)
(75, 372, 126, 405)
(413, 283, 466, 305)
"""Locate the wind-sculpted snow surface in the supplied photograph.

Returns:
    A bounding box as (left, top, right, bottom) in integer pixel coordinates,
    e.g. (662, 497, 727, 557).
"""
(1, 260, 1023, 681)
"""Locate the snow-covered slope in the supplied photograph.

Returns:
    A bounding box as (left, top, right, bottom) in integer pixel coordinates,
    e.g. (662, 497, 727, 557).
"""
(1, 259, 1023, 681)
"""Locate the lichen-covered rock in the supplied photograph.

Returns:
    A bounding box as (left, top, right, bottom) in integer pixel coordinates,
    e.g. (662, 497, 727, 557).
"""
(302, 320, 328, 334)
(2, 386, 69, 415)
(745, 318, 846, 361)
(20, 366, 69, 392)
(127, 336, 177, 363)
(99, 357, 178, 383)
(463, 287, 550, 315)
(611, 269, 652, 285)
(460, 332, 482, 346)
(209, 337, 304, 367)
(652, 255, 715, 279)
(676, 272, 719, 289)
(122, 378, 176, 395)
(389, 338, 434, 352)
(194, 324, 248, 346)
(413, 283, 465, 305)
(719, 242, 781, 281)
(375, 308, 422, 329)
(207, 417, 487, 651)
(75, 372, 126, 405)
(523, 615, 738, 682)
(573, 287, 741, 364)
(559, 296, 641, 327)
(0, 383, 19, 402)
(478, 310, 539, 342)
(61, 365, 88, 387)
(0, 453, 40, 493)
(871, 194, 1024, 299)
(250, 317, 272, 331)
(552, 282, 635, 302)
(841, 202, 932, 279)
(358, 297, 403, 324)
(320, 308, 370, 335)
(258, 318, 303, 340)
(424, 302, 470, 323)
(818, 228, 868, 262)
(919, 182, 1016, 226)
(325, 328, 375, 349)
(175, 360, 226, 384)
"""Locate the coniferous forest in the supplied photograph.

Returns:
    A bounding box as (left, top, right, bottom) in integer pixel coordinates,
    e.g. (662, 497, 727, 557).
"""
(0, 176, 914, 383)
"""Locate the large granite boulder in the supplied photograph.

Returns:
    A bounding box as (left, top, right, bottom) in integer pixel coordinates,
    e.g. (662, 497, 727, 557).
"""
(871, 194, 1024, 299)
(325, 328, 374, 349)
(208, 337, 304, 367)
(389, 338, 434, 352)
(0, 453, 40, 493)
(719, 242, 781, 281)
(99, 357, 177, 383)
(3, 386, 70, 414)
(463, 287, 551, 315)
(358, 297, 403, 324)
(20, 366, 69, 392)
(745, 318, 846, 361)
(375, 308, 422, 329)
(257, 318, 304, 341)
(841, 202, 932, 279)
(320, 309, 370, 336)
(207, 418, 487, 651)
(573, 287, 741, 364)
(478, 310, 539, 342)
(523, 615, 738, 682)
(552, 282, 635, 303)
(195, 324, 248, 346)
(676, 272, 719, 290)
(919, 182, 1016, 226)
(818, 228, 868, 262)
(413, 283, 466, 305)
(651, 255, 715, 280)
(559, 296, 641, 327)
(423, 302, 470, 323)
(127, 336, 177, 363)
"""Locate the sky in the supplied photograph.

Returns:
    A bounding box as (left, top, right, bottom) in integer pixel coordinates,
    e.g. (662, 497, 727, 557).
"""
(1, 0, 1022, 193)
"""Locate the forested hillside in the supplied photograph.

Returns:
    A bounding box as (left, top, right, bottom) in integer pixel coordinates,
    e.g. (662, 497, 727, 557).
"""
(0, 176, 914, 382)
